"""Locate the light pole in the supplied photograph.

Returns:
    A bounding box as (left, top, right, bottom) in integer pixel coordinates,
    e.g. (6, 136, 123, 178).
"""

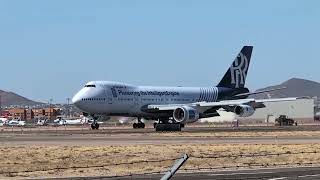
(66, 98, 70, 118)
(0, 95, 2, 117)
(49, 99, 53, 120)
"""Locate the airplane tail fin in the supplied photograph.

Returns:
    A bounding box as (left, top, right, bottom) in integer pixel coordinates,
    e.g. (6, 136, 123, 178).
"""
(217, 46, 253, 89)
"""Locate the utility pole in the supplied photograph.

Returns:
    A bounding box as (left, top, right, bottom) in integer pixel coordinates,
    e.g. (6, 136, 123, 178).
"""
(49, 99, 53, 120)
(66, 98, 70, 118)
(0, 95, 2, 117)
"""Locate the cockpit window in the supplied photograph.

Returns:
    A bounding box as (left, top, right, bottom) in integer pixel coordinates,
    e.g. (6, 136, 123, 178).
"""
(85, 85, 96, 88)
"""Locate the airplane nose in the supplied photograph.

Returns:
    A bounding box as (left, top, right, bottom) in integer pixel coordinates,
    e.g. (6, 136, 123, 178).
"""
(72, 94, 81, 106)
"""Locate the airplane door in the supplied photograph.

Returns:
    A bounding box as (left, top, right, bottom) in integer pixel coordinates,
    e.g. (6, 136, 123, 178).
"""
(134, 97, 139, 106)
(132, 96, 141, 113)
(105, 88, 114, 105)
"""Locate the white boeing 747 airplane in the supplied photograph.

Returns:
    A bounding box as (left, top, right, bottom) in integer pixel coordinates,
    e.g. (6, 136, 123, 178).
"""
(72, 46, 298, 131)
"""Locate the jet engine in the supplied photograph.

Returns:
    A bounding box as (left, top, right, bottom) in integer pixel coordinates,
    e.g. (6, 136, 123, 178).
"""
(234, 105, 255, 117)
(173, 106, 200, 124)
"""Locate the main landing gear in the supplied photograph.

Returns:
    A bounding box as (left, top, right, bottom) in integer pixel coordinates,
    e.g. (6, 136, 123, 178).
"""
(154, 119, 185, 132)
(133, 117, 145, 129)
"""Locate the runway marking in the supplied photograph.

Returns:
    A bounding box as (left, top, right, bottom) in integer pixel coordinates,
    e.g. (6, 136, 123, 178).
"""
(268, 178, 288, 180)
(210, 171, 278, 176)
(298, 174, 320, 178)
(207, 167, 320, 179)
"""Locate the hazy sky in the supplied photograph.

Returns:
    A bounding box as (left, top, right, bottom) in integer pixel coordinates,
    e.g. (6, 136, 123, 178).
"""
(0, 0, 319, 103)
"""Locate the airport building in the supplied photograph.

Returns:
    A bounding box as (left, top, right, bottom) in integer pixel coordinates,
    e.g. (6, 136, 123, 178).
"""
(314, 99, 320, 120)
(5, 108, 61, 121)
(44, 108, 60, 120)
(201, 98, 315, 124)
(1, 110, 10, 118)
(33, 109, 46, 118)
(243, 98, 315, 124)
(8, 108, 27, 120)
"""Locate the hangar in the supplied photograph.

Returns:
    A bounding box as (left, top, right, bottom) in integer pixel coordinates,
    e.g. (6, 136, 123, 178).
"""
(200, 98, 315, 124)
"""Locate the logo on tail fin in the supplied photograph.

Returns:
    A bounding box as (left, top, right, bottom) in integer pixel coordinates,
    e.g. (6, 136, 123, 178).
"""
(217, 46, 252, 89)
(230, 52, 249, 88)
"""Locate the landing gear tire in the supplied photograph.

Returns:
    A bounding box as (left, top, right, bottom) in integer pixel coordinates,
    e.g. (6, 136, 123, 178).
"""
(153, 122, 157, 129)
(133, 117, 145, 129)
(90, 114, 100, 130)
(155, 123, 182, 132)
(133, 123, 138, 129)
(91, 123, 100, 130)
(140, 123, 145, 129)
(133, 123, 145, 129)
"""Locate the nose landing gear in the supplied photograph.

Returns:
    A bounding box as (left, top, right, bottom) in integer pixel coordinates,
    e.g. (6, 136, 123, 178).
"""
(90, 114, 100, 130)
(91, 122, 100, 130)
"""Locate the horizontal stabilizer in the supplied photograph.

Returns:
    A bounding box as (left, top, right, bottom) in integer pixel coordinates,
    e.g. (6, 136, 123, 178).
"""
(233, 87, 287, 98)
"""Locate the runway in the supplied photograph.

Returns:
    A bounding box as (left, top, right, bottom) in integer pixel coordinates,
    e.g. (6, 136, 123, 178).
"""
(2, 124, 320, 134)
(2, 133, 320, 146)
(50, 167, 320, 180)
(2, 125, 320, 146)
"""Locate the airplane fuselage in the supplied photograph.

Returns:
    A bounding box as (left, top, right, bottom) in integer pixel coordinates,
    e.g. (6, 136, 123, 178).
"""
(70, 46, 297, 131)
(72, 81, 247, 119)
(72, 46, 258, 131)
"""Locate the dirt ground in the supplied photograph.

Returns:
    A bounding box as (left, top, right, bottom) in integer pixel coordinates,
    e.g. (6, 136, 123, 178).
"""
(151, 131, 320, 137)
(1, 144, 320, 179)
(2, 127, 320, 179)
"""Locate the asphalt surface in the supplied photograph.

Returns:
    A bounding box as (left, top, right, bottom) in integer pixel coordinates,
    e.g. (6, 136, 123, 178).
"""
(48, 167, 320, 180)
(2, 125, 320, 135)
(2, 133, 320, 146)
(1, 125, 320, 145)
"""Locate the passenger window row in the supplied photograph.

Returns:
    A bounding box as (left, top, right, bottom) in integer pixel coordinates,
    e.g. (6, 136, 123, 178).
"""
(84, 85, 96, 88)
(82, 98, 106, 101)
(118, 98, 134, 101)
(128, 98, 193, 102)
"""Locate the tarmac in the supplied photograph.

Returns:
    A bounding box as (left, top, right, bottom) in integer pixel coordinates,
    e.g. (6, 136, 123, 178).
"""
(2, 124, 320, 134)
(2, 133, 320, 146)
(1, 125, 320, 146)
(48, 167, 320, 180)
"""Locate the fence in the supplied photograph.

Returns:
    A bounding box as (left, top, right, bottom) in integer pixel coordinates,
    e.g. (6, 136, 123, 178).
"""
(2, 151, 320, 179)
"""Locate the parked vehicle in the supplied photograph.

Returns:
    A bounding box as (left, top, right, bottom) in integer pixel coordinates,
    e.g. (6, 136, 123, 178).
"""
(275, 115, 295, 126)
(0, 120, 4, 127)
(36, 119, 49, 126)
(7, 120, 26, 126)
(52, 117, 88, 126)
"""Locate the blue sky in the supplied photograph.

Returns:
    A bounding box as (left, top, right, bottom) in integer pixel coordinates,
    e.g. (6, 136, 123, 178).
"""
(0, 0, 319, 103)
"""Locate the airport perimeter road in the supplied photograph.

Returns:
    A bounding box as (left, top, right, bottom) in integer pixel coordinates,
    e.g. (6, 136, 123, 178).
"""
(64, 167, 320, 180)
(2, 133, 320, 146)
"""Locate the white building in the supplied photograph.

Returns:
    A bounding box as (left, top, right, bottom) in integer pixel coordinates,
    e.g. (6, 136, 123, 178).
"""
(200, 99, 315, 124)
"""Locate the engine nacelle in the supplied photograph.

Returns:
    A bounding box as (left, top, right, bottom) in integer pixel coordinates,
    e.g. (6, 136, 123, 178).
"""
(173, 106, 200, 124)
(234, 105, 255, 117)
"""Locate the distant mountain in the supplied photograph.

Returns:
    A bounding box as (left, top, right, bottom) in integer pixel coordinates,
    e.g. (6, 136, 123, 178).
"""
(250, 78, 320, 99)
(0, 90, 43, 107)
(0, 78, 319, 106)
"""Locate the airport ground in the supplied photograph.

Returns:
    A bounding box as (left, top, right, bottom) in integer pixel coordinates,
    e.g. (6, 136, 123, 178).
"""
(2, 125, 320, 179)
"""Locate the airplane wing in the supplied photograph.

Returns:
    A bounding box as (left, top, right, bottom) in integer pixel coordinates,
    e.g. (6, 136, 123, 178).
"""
(148, 99, 253, 111)
(147, 97, 304, 112)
